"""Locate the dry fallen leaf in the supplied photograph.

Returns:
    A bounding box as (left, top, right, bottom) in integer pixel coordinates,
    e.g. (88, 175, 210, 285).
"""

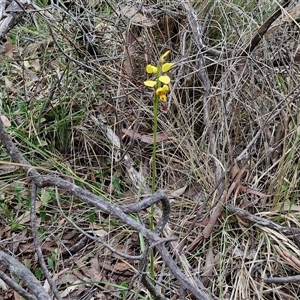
(171, 186, 187, 198)
(81, 257, 103, 281)
(0, 278, 7, 290)
(60, 280, 81, 298)
(122, 128, 142, 140)
(4, 77, 19, 93)
(0, 116, 11, 127)
(16, 201, 41, 224)
(122, 128, 169, 144)
(274, 245, 300, 272)
(13, 291, 23, 300)
(141, 133, 169, 144)
(4, 36, 13, 54)
(201, 248, 214, 287)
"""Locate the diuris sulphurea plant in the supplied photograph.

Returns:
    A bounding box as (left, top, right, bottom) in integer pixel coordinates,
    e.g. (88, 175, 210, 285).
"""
(143, 51, 173, 280)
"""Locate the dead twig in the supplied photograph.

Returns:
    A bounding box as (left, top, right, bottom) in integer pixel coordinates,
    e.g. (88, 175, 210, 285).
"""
(264, 275, 300, 284)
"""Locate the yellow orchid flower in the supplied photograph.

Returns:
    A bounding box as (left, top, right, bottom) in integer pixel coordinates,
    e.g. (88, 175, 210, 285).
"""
(156, 85, 169, 102)
(144, 51, 172, 104)
(146, 65, 158, 74)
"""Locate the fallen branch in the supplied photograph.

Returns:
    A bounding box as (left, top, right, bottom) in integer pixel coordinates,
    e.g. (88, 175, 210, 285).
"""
(0, 0, 31, 39)
(0, 269, 35, 300)
(0, 251, 51, 300)
(226, 204, 300, 250)
(264, 274, 300, 284)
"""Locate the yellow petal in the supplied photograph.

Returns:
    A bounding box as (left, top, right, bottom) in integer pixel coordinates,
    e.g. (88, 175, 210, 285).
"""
(156, 87, 163, 95)
(159, 85, 168, 92)
(161, 50, 170, 59)
(144, 80, 156, 87)
(159, 50, 170, 64)
(146, 65, 157, 74)
(162, 63, 173, 72)
(162, 84, 169, 92)
(159, 75, 170, 85)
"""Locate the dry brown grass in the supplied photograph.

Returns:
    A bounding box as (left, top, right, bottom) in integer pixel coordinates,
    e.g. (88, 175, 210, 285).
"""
(1, 0, 300, 299)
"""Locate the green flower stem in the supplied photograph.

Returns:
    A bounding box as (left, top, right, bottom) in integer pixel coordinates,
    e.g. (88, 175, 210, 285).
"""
(151, 93, 160, 182)
(150, 69, 162, 228)
(151, 92, 158, 195)
(150, 69, 162, 280)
